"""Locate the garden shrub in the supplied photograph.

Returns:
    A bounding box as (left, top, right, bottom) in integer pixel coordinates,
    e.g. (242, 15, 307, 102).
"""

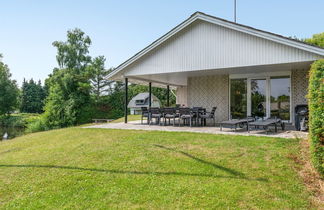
(308, 59, 324, 175)
(26, 115, 49, 133)
(0, 113, 40, 127)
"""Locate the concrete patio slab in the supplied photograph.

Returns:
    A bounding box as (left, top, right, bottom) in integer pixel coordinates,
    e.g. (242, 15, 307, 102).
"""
(84, 120, 308, 139)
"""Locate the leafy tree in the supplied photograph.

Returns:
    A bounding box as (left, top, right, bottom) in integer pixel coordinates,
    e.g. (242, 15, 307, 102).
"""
(88, 56, 113, 102)
(43, 28, 93, 127)
(20, 78, 46, 113)
(53, 29, 92, 70)
(105, 81, 125, 119)
(304, 32, 324, 48)
(0, 54, 19, 116)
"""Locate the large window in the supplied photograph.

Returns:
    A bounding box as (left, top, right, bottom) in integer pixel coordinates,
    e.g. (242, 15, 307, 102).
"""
(230, 74, 291, 122)
(251, 79, 266, 118)
(270, 77, 290, 120)
(230, 79, 247, 119)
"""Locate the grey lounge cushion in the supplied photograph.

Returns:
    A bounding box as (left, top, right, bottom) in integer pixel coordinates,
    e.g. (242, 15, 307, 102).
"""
(165, 114, 176, 118)
(200, 114, 211, 118)
(151, 114, 161, 117)
(181, 114, 193, 118)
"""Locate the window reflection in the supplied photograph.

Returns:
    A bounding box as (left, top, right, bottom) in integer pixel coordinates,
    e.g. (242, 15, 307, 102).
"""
(270, 77, 290, 120)
(230, 79, 247, 119)
(251, 79, 266, 118)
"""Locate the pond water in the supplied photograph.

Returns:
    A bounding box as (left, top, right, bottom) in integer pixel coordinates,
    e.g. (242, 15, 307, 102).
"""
(0, 126, 25, 140)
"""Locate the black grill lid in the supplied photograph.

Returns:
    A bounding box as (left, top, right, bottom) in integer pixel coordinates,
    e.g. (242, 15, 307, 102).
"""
(295, 104, 308, 114)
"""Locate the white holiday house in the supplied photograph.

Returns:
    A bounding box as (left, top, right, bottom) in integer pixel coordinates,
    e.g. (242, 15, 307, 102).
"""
(108, 12, 324, 123)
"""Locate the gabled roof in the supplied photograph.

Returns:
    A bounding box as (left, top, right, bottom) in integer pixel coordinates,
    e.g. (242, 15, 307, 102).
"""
(130, 92, 158, 101)
(127, 92, 160, 108)
(108, 11, 324, 80)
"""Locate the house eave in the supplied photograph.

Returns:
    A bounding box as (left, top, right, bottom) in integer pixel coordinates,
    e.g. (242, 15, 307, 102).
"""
(107, 12, 324, 80)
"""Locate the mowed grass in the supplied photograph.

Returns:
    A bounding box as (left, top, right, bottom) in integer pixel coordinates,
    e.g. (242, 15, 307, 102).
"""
(111, 115, 141, 123)
(0, 128, 311, 209)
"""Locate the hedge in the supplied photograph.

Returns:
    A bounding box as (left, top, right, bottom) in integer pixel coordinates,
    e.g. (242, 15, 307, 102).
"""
(308, 59, 324, 175)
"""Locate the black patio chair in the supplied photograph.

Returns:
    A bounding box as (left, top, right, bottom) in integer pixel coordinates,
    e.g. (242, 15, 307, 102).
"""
(199, 107, 217, 126)
(162, 107, 179, 126)
(179, 108, 194, 127)
(192, 107, 203, 125)
(141, 107, 149, 124)
(149, 107, 162, 125)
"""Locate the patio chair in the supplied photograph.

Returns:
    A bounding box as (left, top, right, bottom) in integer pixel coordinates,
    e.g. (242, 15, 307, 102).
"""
(199, 107, 217, 126)
(162, 107, 179, 126)
(191, 107, 203, 125)
(149, 107, 162, 125)
(179, 108, 194, 127)
(220, 117, 255, 131)
(141, 107, 149, 124)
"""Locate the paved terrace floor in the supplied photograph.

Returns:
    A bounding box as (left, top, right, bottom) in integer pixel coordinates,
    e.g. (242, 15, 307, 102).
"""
(84, 120, 308, 139)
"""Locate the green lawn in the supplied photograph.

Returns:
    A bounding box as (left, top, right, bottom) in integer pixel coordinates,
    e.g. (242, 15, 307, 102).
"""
(111, 115, 141, 123)
(0, 128, 311, 209)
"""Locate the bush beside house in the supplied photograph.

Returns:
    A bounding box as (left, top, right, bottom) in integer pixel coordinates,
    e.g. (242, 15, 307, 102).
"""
(308, 59, 324, 175)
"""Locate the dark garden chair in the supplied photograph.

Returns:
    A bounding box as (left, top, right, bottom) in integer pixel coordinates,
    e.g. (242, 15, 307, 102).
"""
(149, 107, 162, 125)
(179, 108, 194, 127)
(192, 107, 203, 126)
(162, 107, 179, 126)
(199, 107, 217, 126)
(141, 107, 149, 124)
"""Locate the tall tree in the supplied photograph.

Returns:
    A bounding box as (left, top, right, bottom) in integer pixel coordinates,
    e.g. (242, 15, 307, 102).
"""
(53, 28, 92, 70)
(20, 78, 46, 113)
(0, 54, 19, 115)
(106, 81, 125, 119)
(89, 56, 113, 101)
(44, 28, 93, 127)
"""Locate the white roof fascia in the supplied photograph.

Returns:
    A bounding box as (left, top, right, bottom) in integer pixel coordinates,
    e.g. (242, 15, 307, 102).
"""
(107, 13, 200, 79)
(108, 12, 324, 80)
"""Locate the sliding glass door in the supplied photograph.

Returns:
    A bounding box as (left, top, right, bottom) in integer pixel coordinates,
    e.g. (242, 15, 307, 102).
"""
(270, 77, 290, 120)
(230, 75, 291, 121)
(230, 79, 247, 119)
(251, 79, 266, 118)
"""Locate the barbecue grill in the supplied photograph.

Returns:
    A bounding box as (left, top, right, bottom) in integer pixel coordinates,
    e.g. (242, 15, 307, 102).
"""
(294, 104, 308, 131)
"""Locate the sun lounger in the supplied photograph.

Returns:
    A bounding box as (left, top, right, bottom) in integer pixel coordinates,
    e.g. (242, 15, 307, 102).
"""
(220, 117, 255, 131)
(248, 117, 285, 133)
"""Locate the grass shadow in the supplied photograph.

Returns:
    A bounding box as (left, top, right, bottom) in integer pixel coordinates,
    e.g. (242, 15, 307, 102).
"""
(0, 164, 267, 182)
(153, 144, 245, 177)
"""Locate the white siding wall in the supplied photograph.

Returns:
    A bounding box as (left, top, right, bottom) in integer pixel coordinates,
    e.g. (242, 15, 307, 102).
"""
(176, 86, 188, 106)
(125, 20, 321, 77)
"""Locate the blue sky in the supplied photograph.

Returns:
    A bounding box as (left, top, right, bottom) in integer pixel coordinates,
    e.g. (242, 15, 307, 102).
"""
(1, 0, 323, 86)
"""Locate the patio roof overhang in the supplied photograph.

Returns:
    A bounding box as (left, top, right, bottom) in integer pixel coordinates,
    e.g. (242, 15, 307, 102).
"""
(116, 61, 314, 88)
